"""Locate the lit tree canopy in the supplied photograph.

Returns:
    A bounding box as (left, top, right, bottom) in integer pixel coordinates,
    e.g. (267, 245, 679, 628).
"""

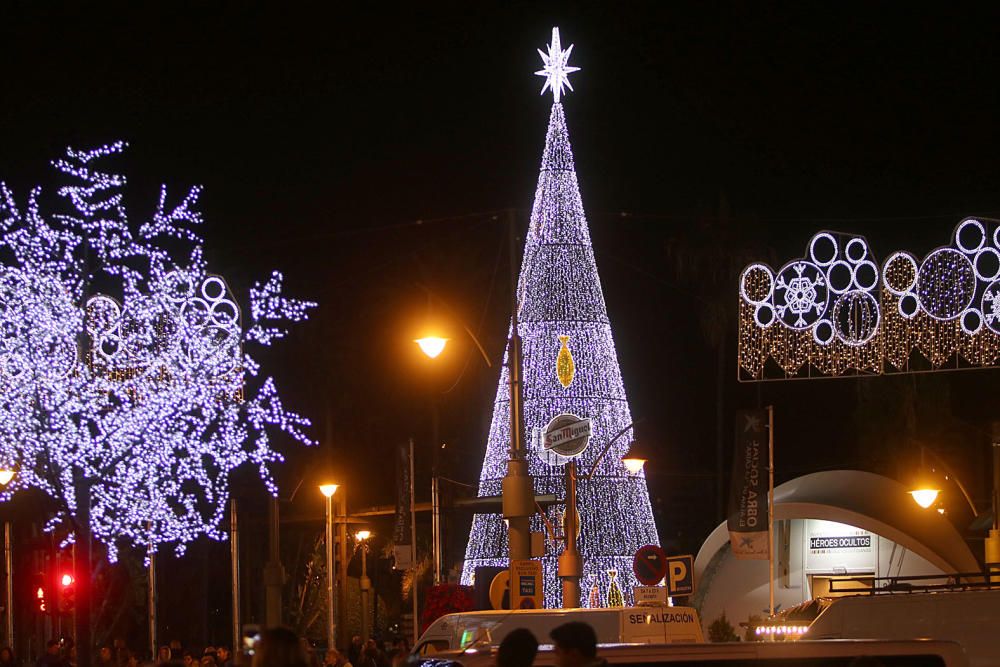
(0, 142, 315, 559)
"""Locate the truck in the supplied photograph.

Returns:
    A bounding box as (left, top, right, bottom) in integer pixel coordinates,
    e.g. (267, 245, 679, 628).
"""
(804, 589, 1000, 667)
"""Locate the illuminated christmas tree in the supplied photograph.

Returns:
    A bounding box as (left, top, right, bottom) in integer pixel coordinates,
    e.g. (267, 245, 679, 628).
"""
(461, 29, 660, 607)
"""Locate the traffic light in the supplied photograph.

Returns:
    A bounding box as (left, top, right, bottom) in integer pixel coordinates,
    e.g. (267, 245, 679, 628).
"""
(33, 573, 47, 613)
(58, 572, 75, 613)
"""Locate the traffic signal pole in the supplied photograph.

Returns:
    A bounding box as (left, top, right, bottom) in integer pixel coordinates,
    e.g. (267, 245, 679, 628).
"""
(502, 210, 535, 564)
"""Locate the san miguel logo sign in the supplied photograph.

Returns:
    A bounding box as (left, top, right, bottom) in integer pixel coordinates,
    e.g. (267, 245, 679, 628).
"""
(542, 413, 592, 458)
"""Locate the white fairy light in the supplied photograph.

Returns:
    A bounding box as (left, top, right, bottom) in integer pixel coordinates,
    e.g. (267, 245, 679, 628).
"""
(535, 27, 580, 104)
(0, 142, 315, 558)
(461, 94, 658, 607)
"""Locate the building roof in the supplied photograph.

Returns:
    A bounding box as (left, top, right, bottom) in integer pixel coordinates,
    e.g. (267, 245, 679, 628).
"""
(694, 470, 980, 583)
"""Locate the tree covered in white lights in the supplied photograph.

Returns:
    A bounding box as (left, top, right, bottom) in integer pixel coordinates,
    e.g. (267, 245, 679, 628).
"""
(0, 142, 314, 561)
(461, 29, 660, 607)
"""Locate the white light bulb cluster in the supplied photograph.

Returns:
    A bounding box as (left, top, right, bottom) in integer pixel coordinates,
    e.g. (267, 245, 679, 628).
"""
(461, 100, 660, 607)
(739, 219, 1000, 379)
(0, 142, 315, 559)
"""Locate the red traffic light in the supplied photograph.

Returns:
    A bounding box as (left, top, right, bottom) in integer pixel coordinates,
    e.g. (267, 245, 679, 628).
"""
(60, 573, 74, 587)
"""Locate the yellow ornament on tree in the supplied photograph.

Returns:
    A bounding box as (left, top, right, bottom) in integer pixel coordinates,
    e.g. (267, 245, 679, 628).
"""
(556, 335, 575, 388)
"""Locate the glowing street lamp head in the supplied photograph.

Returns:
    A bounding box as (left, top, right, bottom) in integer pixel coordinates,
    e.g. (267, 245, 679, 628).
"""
(319, 483, 339, 498)
(355, 530, 371, 541)
(0, 469, 14, 486)
(415, 337, 449, 359)
(621, 439, 651, 474)
(910, 488, 940, 509)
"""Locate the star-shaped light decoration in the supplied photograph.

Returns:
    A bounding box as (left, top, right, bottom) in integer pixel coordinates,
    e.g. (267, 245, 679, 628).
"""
(535, 27, 580, 104)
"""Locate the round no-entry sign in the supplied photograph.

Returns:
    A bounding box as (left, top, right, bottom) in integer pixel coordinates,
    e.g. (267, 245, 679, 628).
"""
(633, 544, 668, 586)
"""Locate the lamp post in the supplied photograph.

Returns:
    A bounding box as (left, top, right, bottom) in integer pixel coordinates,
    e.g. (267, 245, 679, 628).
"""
(355, 530, 372, 641)
(0, 468, 14, 650)
(319, 483, 339, 649)
(558, 423, 649, 608)
(908, 441, 1000, 576)
(415, 324, 493, 584)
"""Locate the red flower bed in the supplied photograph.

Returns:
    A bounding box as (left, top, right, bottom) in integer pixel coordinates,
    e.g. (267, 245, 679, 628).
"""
(421, 584, 475, 633)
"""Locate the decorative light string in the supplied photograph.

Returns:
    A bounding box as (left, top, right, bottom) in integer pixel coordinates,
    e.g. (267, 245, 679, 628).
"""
(0, 142, 315, 559)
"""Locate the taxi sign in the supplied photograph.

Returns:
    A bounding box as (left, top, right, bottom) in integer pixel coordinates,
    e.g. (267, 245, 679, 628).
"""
(510, 559, 543, 609)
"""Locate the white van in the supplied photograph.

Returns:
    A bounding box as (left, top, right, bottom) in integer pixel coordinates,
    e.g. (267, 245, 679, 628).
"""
(416, 639, 968, 667)
(805, 590, 1000, 667)
(414, 606, 703, 656)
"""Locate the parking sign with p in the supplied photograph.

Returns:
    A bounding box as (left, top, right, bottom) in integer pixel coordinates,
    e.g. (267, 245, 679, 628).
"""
(666, 554, 694, 596)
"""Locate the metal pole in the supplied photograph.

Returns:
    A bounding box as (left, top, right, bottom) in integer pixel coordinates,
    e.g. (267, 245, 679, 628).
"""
(73, 473, 93, 667)
(264, 497, 284, 628)
(987, 424, 1000, 584)
(767, 406, 775, 618)
(431, 476, 441, 584)
(230, 499, 240, 656)
(4, 522, 12, 650)
(410, 437, 418, 644)
(337, 492, 348, 648)
(558, 461, 582, 608)
(325, 494, 336, 649)
(148, 545, 157, 661)
(502, 210, 534, 563)
(359, 542, 371, 641)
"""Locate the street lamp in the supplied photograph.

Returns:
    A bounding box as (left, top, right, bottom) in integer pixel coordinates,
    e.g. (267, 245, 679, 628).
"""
(622, 441, 653, 475)
(0, 470, 13, 487)
(909, 488, 941, 509)
(355, 530, 373, 640)
(415, 337, 449, 359)
(908, 440, 1000, 576)
(319, 483, 339, 649)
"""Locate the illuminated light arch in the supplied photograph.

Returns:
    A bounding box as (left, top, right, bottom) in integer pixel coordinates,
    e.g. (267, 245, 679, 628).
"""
(738, 219, 1000, 380)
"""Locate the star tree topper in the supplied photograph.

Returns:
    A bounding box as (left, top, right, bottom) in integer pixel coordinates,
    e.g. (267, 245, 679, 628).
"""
(535, 27, 580, 103)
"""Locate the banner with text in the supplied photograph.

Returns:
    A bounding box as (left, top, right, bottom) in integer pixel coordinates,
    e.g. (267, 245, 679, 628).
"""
(728, 409, 769, 559)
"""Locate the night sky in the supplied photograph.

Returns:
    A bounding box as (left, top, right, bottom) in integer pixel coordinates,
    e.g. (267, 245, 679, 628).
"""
(4, 1, 1000, 637)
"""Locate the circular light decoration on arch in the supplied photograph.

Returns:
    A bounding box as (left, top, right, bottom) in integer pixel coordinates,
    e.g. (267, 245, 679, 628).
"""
(826, 260, 854, 295)
(955, 218, 986, 254)
(961, 308, 983, 335)
(852, 260, 879, 291)
(809, 232, 839, 267)
(755, 303, 776, 328)
(832, 290, 880, 346)
(898, 292, 920, 319)
(974, 247, 1000, 283)
(983, 280, 1000, 334)
(917, 248, 975, 320)
(774, 261, 828, 329)
(812, 319, 835, 346)
(739, 263, 774, 306)
(883, 252, 918, 295)
(845, 237, 868, 263)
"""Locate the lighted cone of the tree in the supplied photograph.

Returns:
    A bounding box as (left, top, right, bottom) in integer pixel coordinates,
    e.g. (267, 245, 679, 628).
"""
(461, 29, 660, 607)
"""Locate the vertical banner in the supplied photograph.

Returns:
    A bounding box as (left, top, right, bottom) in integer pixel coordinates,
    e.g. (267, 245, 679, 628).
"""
(728, 409, 770, 559)
(393, 443, 413, 568)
